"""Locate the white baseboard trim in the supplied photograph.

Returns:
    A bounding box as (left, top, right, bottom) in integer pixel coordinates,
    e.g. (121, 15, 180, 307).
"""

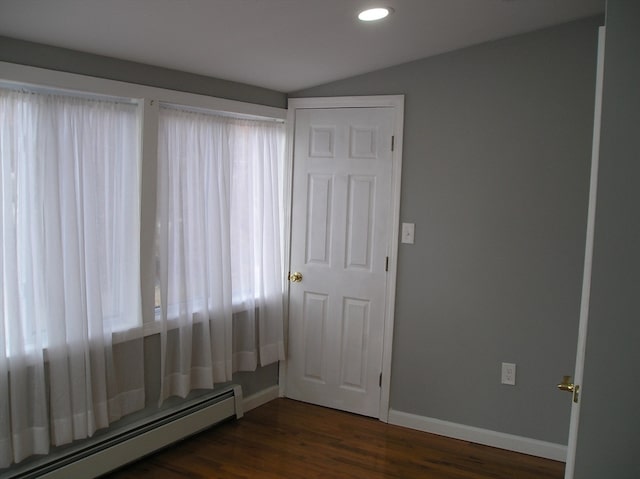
(242, 385, 280, 413)
(388, 409, 567, 462)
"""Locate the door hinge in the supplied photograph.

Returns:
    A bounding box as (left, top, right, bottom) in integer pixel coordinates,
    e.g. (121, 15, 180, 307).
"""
(391, 135, 395, 152)
(385, 256, 389, 272)
(379, 372, 382, 388)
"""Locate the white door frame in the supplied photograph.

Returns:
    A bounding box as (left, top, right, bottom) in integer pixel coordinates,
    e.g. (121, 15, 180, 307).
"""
(279, 95, 405, 422)
(563, 26, 606, 478)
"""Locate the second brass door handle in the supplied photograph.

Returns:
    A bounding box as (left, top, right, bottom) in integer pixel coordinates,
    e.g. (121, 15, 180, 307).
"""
(557, 375, 580, 403)
(557, 375, 575, 392)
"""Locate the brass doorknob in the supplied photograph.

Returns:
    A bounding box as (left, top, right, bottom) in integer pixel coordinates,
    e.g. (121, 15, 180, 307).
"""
(557, 375, 575, 392)
(557, 375, 580, 403)
(288, 272, 303, 282)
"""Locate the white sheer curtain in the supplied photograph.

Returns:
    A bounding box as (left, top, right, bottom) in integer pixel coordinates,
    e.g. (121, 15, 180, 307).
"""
(156, 107, 285, 402)
(0, 89, 144, 468)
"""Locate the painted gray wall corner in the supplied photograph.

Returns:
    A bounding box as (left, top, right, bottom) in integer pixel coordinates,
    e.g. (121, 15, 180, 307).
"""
(293, 16, 602, 445)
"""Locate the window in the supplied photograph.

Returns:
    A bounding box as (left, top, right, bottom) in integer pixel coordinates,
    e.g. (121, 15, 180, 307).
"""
(155, 106, 286, 378)
(0, 87, 142, 355)
(156, 107, 286, 315)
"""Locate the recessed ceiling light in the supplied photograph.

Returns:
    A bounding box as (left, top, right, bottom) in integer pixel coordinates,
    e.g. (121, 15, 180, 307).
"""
(358, 7, 393, 22)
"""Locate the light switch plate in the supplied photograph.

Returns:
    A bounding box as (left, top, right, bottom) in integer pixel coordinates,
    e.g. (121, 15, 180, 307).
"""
(401, 223, 415, 244)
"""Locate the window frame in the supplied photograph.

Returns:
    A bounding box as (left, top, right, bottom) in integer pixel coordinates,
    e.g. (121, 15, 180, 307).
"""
(0, 61, 288, 344)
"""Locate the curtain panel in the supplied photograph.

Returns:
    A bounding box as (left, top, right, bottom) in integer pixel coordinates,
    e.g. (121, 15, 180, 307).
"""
(0, 89, 144, 468)
(156, 107, 286, 402)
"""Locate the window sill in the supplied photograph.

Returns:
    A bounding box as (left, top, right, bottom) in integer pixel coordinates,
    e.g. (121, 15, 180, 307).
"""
(111, 300, 259, 346)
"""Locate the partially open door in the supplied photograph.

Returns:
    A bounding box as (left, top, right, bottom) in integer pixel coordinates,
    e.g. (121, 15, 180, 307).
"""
(561, 25, 605, 479)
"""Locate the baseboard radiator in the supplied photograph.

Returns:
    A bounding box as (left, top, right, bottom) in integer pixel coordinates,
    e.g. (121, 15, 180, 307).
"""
(6, 385, 243, 479)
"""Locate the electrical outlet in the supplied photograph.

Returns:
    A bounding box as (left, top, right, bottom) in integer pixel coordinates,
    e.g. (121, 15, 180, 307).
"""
(501, 362, 516, 385)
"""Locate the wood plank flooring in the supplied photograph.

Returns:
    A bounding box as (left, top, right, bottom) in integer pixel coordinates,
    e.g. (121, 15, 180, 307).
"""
(104, 398, 565, 479)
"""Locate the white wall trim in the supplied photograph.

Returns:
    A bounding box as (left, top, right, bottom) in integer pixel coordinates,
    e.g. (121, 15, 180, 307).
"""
(388, 409, 567, 462)
(242, 385, 280, 413)
(0, 61, 286, 120)
(288, 95, 403, 109)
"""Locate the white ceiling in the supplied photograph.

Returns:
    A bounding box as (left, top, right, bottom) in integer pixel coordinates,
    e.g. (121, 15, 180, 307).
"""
(0, 0, 605, 93)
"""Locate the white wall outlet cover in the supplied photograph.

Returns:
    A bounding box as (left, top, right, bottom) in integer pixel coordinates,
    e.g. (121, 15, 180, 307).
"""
(501, 362, 516, 385)
(401, 222, 415, 244)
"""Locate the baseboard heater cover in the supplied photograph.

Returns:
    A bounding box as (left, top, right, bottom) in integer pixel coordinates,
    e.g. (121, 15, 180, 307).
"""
(5, 385, 243, 479)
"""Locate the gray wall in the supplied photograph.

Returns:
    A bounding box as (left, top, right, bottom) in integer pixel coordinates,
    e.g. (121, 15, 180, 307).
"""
(574, 1, 640, 477)
(293, 17, 601, 444)
(0, 36, 287, 109)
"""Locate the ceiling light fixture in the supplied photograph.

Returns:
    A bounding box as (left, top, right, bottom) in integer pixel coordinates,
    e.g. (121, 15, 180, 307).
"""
(358, 7, 393, 22)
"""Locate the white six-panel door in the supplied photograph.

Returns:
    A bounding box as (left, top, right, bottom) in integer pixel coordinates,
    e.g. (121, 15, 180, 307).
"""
(285, 106, 395, 417)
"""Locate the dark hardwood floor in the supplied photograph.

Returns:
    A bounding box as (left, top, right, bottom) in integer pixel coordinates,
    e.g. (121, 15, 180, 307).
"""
(104, 398, 565, 478)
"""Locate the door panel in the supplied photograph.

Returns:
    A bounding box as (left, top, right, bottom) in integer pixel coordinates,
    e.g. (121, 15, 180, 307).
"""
(340, 297, 370, 390)
(346, 176, 375, 269)
(286, 107, 393, 417)
(305, 175, 332, 265)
